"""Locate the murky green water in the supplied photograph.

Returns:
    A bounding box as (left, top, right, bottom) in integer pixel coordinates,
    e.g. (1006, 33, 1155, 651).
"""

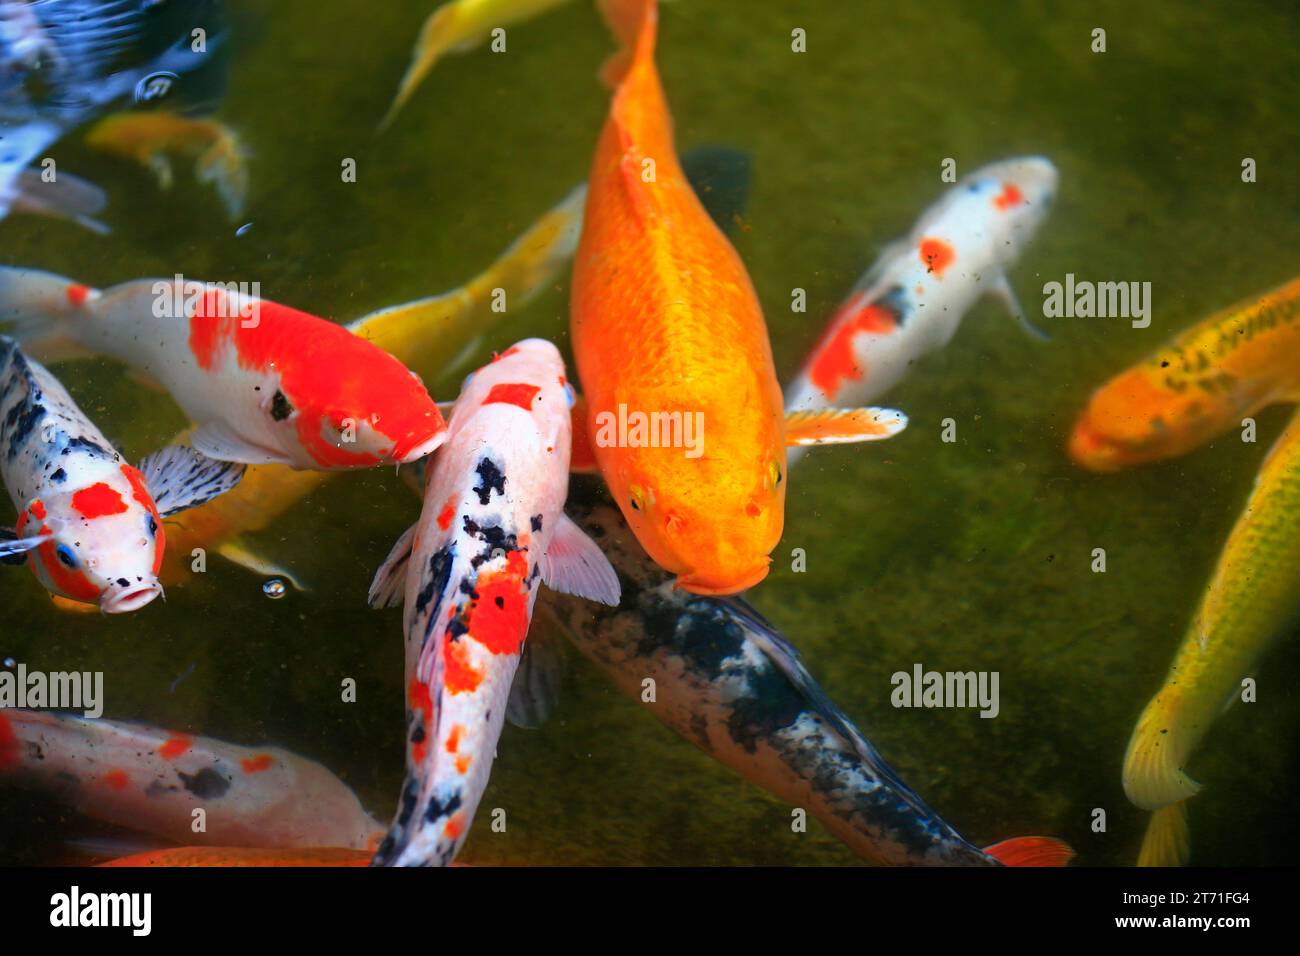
(3, 0, 1299, 866)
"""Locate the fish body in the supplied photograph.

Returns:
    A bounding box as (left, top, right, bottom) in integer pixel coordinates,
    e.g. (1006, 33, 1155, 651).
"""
(0, 709, 383, 849)
(0, 335, 240, 611)
(544, 481, 1071, 866)
(0, 267, 447, 470)
(0, 0, 229, 226)
(98, 846, 372, 867)
(1123, 407, 1300, 811)
(368, 338, 618, 866)
(785, 158, 1058, 434)
(1071, 276, 1300, 471)
(571, 0, 787, 596)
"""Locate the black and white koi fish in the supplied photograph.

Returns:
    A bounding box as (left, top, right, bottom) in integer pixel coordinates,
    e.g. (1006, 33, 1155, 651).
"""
(0, 335, 243, 612)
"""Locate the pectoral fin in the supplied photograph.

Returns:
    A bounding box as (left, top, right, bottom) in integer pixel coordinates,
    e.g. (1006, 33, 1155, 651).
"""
(216, 538, 310, 593)
(989, 271, 1051, 342)
(10, 169, 110, 235)
(368, 523, 417, 609)
(539, 513, 620, 605)
(0, 528, 50, 564)
(138, 445, 247, 517)
(190, 423, 294, 467)
(784, 407, 908, 447)
(505, 627, 565, 730)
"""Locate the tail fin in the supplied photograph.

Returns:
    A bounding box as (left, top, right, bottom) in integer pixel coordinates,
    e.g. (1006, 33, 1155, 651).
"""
(597, 0, 657, 87)
(983, 836, 1075, 867)
(379, 3, 466, 131)
(1136, 802, 1190, 867)
(1123, 693, 1202, 810)
(0, 266, 100, 363)
(10, 170, 110, 235)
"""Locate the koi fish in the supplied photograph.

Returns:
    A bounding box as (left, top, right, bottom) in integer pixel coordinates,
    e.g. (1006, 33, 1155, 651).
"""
(367, 339, 619, 866)
(784, 157, 1058, 458)
(0, 336, 242, 612)
(1122, 407, 1300, 857)
(381, 0, 575, 129)
(0, 0, 234, 229)
(1070, 276, 1300, 471)
(572, 0, 904, 596)
(84, 110, 249, 219)
(540, 479, 1073, 866)
(0, 709, 384, 850)
(0, 267, 447, 469)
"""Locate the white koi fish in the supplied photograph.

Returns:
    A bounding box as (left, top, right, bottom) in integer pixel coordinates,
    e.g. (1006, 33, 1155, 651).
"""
(0, 336, 242, 612)
(0, 709, 383, 850)
(368, 338, 619, 866)
(784, 157, 1058, 459)
(0, 267, 448, 469)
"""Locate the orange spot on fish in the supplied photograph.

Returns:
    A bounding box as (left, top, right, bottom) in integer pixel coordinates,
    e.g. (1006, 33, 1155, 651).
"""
(241, 754, 274, 773)
(443, 815, 465, 840)
(484, 383, 541, 411)
(993, 183, 1024, 211)
(808, 294, 898, 398)
(918, 238, 955, 276)
(443, 635, 485, 694)
(158, 736, 192, 760)
(455, 754, 471, 774)
(66, 284, 90, 307)
(446, 724, 465, 754)
(71, 483, 127, 519)
(463, 551, 529, 656)
(103, 769, 129, 790)
(436, 495, 457, 531)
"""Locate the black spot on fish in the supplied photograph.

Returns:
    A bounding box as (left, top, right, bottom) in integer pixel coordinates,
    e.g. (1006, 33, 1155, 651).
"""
(270, 390, 293, 421)
(473, 457, 505, 505)
(177, 767, 230, 799)
(530, 514, 543, 532)
(414, 544, 455, 617)
(50, 468, 66, 483)
(447, 613, 469, 641)
(116, 578, 130, 587)
(494, 596, 505, 609)
(410, 723, 426, 745)
(424, 789, 463, 824)
(65, 436, 109, 457)
(878, 284, 913, 328)
(726, 658, 806, 754)
(462, 517, 518, 569)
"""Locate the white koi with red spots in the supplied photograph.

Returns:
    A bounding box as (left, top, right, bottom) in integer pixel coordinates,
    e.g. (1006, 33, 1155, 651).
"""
(368, 338, 619, 866)
(0, 336, 242, 612)
(0, 709, 383, 850)
(784, 157, 1058, 458)
(0, 267, 447, 470)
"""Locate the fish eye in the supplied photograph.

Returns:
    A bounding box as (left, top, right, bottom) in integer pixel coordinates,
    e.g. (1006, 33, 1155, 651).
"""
(146, 513, 159, 537)
(629, 484, 653, 512)
(461, 370, 477, 392)
(270, 390, 294, 422)
(563, 382, 576, 408)
(767, 460, 783, 488)
(55, 544, 78, 569)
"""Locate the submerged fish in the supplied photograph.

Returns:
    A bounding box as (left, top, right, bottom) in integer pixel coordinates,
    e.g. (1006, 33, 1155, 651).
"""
(784, 157, 1058, 461)
(381, 0, 575, 129)
(1123, 407, 1300, 853)
(0, 336, 242, 612)
(541, 479, 1073, 866)
(0, 267, 447, 469)
(0, 0, 236, 228)
(368, 339, 619, 866)
(1070, 276, 1300, 471)
(0, 709, 383, 849)
(572, 0, 903, 597)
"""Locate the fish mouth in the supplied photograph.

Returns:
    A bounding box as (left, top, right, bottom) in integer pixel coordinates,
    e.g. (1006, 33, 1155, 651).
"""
(394, 429, 447, 464)
(100, 581, 163, 614)
(1067, 421, 1123, 472)
(676, 559, 771, 596)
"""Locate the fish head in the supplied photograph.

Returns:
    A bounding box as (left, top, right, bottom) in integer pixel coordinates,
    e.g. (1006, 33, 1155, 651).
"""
(454, 338, 573, 450)
(21, 471, 164, 613)
(957, 156, 1059, 258)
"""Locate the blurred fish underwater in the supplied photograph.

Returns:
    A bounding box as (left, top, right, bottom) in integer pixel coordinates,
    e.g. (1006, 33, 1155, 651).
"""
(1, 0, 1298, 871)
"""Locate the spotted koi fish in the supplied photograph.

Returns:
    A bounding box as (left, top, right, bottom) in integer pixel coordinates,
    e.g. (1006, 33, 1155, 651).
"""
(368, 338, 619, 866)
(1122, 407, 1300, 863)
(539, 478, 1072, 866)
(0, 708, 383, 850)
(0, 267, 447, 470)
(784, 157, 1058, 463)
(573, 0, 904, 596)
(0, 336, 242, 611)
(1070, 276, 1300, 471)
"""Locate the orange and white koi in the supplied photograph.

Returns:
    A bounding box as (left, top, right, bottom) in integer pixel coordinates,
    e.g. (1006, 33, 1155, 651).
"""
(572, 0, 904, 596)
(0, 336, 242, 612)
(368, 338, 619, 866)
(0, 267, 447, 470)
(1070, 276, 1300, 471)
(0, 708, 384, 850)
(785, 157, 1058, 454)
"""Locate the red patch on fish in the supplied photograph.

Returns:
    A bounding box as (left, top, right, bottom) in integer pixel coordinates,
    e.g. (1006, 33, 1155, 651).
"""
(463, 551, 529, 655)
(436, 495, 457, 531)
(29, 500, 46, 520)
(66, 284, 91, 307)
(808, 294, 898, 398)
(443, 636, 485, 694)
(446, 724, 464, 755)
(71, 483, 127, 519)
(102, 769, 129, 790)
(484, 383, 540, 411)
(919, 238, 955, 276)
(158, 736, 192, 760)
(443, 815, 466, 840)
(409, 678, 434, 763)
(993, 183, 1024, 211)
(241, 754, 274, 773)
(0, 713, 18, 769)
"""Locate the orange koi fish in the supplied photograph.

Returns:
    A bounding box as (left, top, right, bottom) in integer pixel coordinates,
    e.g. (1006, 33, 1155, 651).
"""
(1070, 276, 1300, 471)
(571, 0, 903, 596)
